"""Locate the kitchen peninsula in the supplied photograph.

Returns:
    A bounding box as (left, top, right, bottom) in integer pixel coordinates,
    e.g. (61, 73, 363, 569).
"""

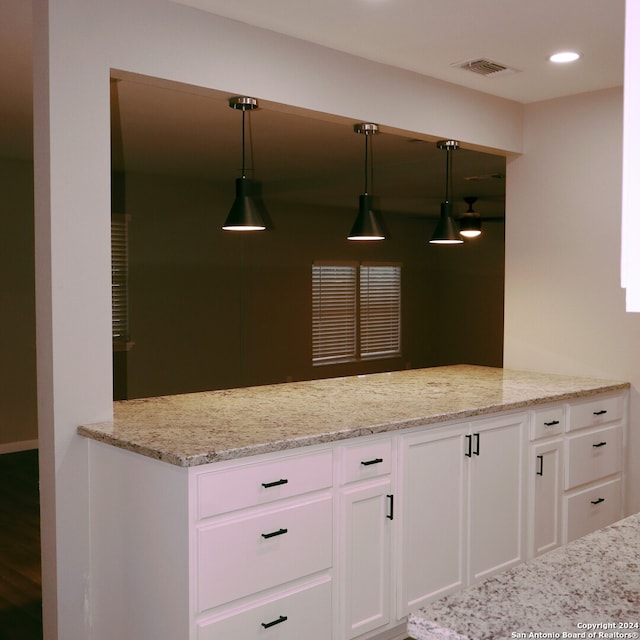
(79, 365, 630, 640)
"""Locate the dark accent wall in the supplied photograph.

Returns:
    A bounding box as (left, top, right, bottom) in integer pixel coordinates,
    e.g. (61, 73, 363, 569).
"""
(0, 158, 37, 446)
(121, 171, 504, 399)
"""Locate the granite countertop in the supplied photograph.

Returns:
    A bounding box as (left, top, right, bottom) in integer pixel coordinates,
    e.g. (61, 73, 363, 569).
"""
(407, 512, 640, 640)
(78, 365, 628, 467)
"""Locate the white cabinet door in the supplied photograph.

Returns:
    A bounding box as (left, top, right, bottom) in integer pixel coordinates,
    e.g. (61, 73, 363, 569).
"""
(340, 476, 393, 639)
(467, 413, 527, 584)
(529, 438, 563, 557)
(397, 424, 467, 617)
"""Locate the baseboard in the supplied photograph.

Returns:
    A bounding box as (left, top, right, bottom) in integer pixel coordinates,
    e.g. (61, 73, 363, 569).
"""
(0, 439, 38, 454)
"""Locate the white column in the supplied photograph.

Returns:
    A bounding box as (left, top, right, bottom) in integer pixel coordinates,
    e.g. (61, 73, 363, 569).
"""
(33, 1, 113, 637)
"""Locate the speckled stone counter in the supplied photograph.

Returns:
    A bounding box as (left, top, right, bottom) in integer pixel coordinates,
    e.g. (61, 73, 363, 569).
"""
(78, 365, 628, 467)
(407, 513, 640, 640)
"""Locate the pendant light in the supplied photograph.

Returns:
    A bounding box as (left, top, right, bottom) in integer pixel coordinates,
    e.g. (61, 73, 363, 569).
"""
(459, 196, 482, 239)
(348, 123, 386, 241)
(429, 140, 463, 245)
(223, 96, 267, 231)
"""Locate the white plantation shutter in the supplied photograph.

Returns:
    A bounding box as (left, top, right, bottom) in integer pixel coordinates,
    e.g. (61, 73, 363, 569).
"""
(360, 264, 401, 358)
(111, 214, 130, 345)
(312, 264, 357, 363)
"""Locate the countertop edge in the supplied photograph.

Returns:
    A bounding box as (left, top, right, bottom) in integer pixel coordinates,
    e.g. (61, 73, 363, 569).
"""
(78, 379, 630, 468)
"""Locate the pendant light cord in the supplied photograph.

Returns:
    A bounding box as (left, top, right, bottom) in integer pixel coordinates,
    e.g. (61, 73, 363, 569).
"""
(365, 132, 369, 194)
(363, 132, 375, 195)
(444, 146, 451, 203)
(241, 107, 247, 179)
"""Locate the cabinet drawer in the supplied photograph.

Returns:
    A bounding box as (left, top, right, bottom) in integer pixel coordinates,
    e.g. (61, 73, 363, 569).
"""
(197, 577, 332, 640)
(568, 393, 625, 432)
(196, 449, 332, 519)
(565, 478, 622, 542)
(341, 438, 392, 485)
(530, 406, 564, 441)
(197, 494, 332, 611)
(565, 425, 622, 490)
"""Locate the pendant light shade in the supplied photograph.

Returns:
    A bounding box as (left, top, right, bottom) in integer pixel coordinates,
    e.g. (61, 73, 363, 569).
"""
(430, 140, 463, 245)
(223, 96, 267, 231)
(459, 196, 482, 239)
(431, 202, 463, 244)
(224, 177, 266, 231)
(348, 194, 386, 240)
(348, 123, 386, 241)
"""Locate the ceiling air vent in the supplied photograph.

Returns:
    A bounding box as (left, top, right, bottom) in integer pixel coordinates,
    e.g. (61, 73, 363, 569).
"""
(453, 58, 519, 78)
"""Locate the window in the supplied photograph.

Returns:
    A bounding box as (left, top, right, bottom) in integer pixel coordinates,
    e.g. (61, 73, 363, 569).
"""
(111, 213, 131, 349)
(312, 262, 401, 364)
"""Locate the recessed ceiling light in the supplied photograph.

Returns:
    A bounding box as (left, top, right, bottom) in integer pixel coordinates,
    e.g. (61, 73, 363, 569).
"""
(549, 51, 581, 64)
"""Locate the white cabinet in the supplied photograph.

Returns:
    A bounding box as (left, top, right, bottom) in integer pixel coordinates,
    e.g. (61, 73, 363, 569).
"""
(527, 404, 565, 558)
(397, 423, 467, 616)
(196, 576, 333, 640)
(337, 437, 395, 640)
(397, 413, 527, 615)
(565, 477, 622, 542)
(192, 447, 334, 637)
(564, 424, 623, 490)
(529, 438, 563, 557)
(196, 494, 332, 611)
(526, 391, 627, 555)
(87, 388, 627, 640)
(466, 413, 527, 583)
(563, 392, 625, 543)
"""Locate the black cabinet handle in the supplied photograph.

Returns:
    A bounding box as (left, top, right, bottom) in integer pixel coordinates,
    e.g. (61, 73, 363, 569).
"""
(592, 441, 607, 448)
(591, 498, 605, 505)
(544, 420, 560, 427)
(386, 494, 394, 520)
(261, 528, 288, 539)
(536, 455, 544, 476)
(473, 433, 480, 456)
(465, 434, 472, 457)
(261, 615, 288, 629)
(593, 410, 608, 416)
(361, 457, 383, 466)
(262, 478, 288, 488)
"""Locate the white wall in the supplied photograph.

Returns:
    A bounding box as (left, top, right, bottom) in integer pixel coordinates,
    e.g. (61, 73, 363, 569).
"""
(504, 86, 640, 515)
(32, 1, 521, 638)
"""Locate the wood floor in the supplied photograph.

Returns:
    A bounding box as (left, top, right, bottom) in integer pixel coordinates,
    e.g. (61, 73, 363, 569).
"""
(0, 450, 42, 640)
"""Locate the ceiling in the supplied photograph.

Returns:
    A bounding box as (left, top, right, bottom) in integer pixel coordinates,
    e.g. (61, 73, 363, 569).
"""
(0, 0, 625, 222)
(174, 0, 625, 104)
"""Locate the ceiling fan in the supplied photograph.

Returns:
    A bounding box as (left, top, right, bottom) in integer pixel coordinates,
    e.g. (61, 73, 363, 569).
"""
(415, 196, 505, 223)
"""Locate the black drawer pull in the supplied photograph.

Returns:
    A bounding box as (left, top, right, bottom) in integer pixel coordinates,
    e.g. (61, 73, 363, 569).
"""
(465, 434, 472, 457)
(591, 498, 605, 505)
(262, 478, 288, 488)
(536, 455, 544, 476)
(361, 457, 383, 466)
(593, 410, 608, 416)
(262, 615, 288, 629)
(544, 420, 560, 427)
(386, 494, 394, 520)
(473, 433, 480, 456)
(592, 441, 607, 448)
(261, 528, 288, 539)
